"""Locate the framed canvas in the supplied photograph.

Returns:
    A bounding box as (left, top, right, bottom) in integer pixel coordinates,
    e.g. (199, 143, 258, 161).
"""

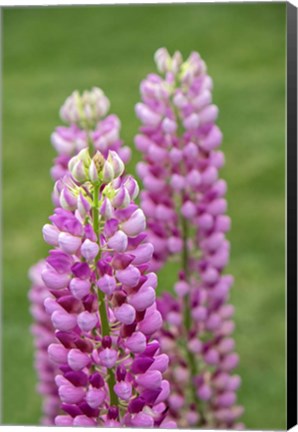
(1, 1, 297, 430)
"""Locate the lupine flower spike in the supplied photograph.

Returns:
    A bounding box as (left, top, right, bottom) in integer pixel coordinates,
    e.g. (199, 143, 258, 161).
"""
(135, 48, 244, 429)
(29, 87, 131, 425)
(41, 148, 176, 427)
(28, 261, 60, 425)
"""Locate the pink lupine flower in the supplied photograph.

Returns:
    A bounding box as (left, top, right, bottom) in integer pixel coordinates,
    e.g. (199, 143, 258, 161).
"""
(40, 148, 175, 427)
(28, 262, 60, 425)
(29, 87, 131, 425)
(135, 48, 243, 428)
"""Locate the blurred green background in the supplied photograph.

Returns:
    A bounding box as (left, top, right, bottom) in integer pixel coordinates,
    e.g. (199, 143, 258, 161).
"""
(2, 3, 286, 428)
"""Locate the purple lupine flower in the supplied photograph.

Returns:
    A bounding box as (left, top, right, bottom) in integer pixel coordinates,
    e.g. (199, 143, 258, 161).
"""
(41, 148, 175, 427)
(134, 48, 243, 429)
(28, 262, 60, 425)
(29, 87, 131, 425)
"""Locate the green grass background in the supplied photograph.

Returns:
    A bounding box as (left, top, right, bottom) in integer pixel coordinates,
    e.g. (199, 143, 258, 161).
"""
(2, 3, 286, 428)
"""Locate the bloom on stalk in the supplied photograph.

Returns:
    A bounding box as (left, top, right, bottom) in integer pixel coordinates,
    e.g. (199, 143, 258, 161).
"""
(51, 87, 131, 181)
(134, 48, 244, 429)
(41, 148, 175, 427)
(29, 87, 131, 425)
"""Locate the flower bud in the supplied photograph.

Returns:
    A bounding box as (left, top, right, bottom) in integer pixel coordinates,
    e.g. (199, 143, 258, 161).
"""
(96, 274, 116, 296)
(174, 280, 189, 297)
(200, 104, 218, 125)
(169, 147, 183, 164)
(136, 370, 162, 390)
(102, 160, 114, 183)
(138, 307, 162, 335)
(71, 159, 87, 182)
(217, 337, 235, 354)
(186, 169, 201, 188)
(108, 150, 125, 178)
(115, 265, 140, 288)
(221, 353, 239, 371)
(192, 306, 207, 322)
(204, 348, 219, 365)
(149, 354, 169, 373)
(200, 125, 222, 151)
(58, 232, 81, 255)
(81, 239, 99, 261)
(77, 311, 98, 332)
(44, 297, 63, 315)
(197, 384, 212, 401)
(112, 186, 130, 209)
(51, 310, 77, 331)
(41, 267, 70, 290)
(170, 174, 185, 191)
(55, 415, 73, 426)
(76, 147, 91, 165)
(226, 375, 242, 392)
(76, 194, 90, 219)
(125, 331, 147, 353)
(154, 47, 171, 73)
(86, 388, 105, 408)
(169, 393, 184, 410)
(89, 372, 105, 389)
(181, 201, 196, 219)
(42, 224, 59, 246)
(88, 159, 98, 183)
(130, 243, 154, 265)
(215, 214, 231, 233)
(58, 384, 85, 404)
(107, 230, 127, 252)
(127, 286, 156, 311)
(135, 103, 161, 127)
(114, 381, 132, 401)
(124, 176, 139, 200)
(100, 197, 113, 220)
(114, 303, 136, 325)
(69, 278, 91, 299)
(162, 117, 177, 134)
(73, 415, 96, 426)
(48, 343, 68, 364)
(60, 187, 77, 211)
(99, 348, 117, 368)
(183, 113, 200, 130)
(184, 142, 199, 160)
(216, 391, 236, 408)
(67, 349, 90, 371)
(121, 209, 146, 237)
(131, 412, 154, 427)
(155, 380, 170, 404)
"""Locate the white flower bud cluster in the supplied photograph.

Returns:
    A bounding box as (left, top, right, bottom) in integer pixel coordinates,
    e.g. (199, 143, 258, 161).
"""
(68, 148, 124, 185)
(60, 87, 110, 129)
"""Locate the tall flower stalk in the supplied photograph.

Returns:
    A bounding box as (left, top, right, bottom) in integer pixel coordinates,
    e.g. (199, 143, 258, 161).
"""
(28, 261, 60, 425)
(29, 87, 131, 425)
(135, 48, 244, 429)
(41, 148, 175, 427)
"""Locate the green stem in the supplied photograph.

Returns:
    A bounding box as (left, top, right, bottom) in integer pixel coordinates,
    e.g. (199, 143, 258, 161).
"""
(97, 289, 110, 337)
(181, 214, 205, 426)
(92, 183, 119, 408)
(107, 370, 118, 406)
(93, 183, 99, 234)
